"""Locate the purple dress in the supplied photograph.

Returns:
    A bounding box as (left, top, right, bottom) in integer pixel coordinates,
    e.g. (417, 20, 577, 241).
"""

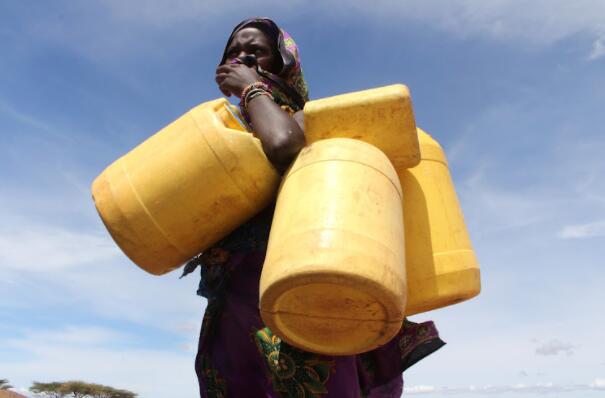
(185, 207, 445, 398)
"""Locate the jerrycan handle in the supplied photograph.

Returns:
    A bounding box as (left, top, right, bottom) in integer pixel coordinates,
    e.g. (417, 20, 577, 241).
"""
(211, 100, 249, 133)
(208, 99, 269, 156)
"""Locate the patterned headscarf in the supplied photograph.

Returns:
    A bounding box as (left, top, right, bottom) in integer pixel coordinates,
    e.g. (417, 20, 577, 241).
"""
(219, 18, 309, 114)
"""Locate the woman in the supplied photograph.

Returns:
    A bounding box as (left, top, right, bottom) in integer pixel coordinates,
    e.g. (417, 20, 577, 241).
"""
(183, 18, 445, 397)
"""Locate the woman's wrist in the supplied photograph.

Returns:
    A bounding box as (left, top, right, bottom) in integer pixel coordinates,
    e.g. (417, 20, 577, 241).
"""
(240, 82, 270, 102)
(240, 82, 272, 120)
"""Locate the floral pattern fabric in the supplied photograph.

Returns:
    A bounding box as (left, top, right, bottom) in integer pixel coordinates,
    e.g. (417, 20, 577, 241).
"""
(255, 327, 335, 397)
(193, 250, 445, 398)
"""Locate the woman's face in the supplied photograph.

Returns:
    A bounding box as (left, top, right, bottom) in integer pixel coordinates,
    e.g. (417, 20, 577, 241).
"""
(224, 27, 280, 74)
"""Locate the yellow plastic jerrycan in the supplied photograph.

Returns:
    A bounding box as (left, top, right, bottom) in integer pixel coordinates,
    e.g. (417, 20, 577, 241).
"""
(92, 98, 280, 275)
(401, 128, 481, 315)
(260, 138, 406, 355)
(304, 84, 420, 169)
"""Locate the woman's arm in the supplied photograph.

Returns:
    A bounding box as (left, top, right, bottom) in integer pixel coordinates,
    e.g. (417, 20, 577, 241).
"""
(216, 64, 305, 169)
(246, 96, 305, 168)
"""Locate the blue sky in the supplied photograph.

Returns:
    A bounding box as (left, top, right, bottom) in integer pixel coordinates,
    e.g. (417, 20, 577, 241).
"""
(1, 1, 604, 397)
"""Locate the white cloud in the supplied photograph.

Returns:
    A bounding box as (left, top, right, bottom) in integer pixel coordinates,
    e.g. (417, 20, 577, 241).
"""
(559, 220, 605, 239)
(589, 34, 605, 60)
(173, 319, 201, 336)
(0, 166, 204, 337)
(98, 0, 605, 45)
(101, 0, 245, 27)
(0, 99, 51, 133)
(15, 0, 605, 66)
(404, 381, 605, 394)
(390, 0, 605, 50)
(0, 224, 119, 271)
(1, 326, 198, 398)
(5, 326, 128, 349)
(404, 301, 605, 391)
(405, 385, 437, 393)
(592, 378, 605, 389)
(535, 339, 575, 356)
(443, 94, 605, 244)
(12, 1, 237, 68)
(0, 189, 204, 331)
(48, 261, 205, 328)
(457, 163, 562, 234)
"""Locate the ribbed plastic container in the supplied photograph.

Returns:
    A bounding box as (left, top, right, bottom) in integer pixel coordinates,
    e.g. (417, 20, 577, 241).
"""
(260, 138, 406, 355)
(304, 84, 420, 169)
(401, 128, 481, 315)
(92, 98, 279, 275)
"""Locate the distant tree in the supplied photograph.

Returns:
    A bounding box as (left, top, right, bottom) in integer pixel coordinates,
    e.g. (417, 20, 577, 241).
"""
(29, 381, 136, 398)
(107, 389, 136, 398)
(88, 384, 136, 398)
(87, 384, 111, 398)
(30, 381, 66, 397)
(57, 381, 95, 398)
(1, 378, 13, 390)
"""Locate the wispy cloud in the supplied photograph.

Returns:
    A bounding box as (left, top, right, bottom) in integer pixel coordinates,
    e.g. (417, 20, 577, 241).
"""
(105, 0, 605, 46)
(0, 224, 119, 271)
(12, 0, 605, 67)
(1, 325, 198, 398)
(593, 379, 605, 388)
(0, 99, 50, 132)
(589, 34, 605, 60)
(324, 0, 605, 55)
(535, 339, 576, 356)
(558, 220, 605, 239)
(457, 163, 563, 234)
(406, 385, 437, 393)
(5, 326, 128, 349)
(405, 380, 605, 394)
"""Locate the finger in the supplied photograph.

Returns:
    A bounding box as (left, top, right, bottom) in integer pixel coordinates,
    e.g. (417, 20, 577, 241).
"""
(216, 64, 237, 74)
(219, 86, 231, 97)
(215, 73, 227, 84)
(217, 81, 232, 97)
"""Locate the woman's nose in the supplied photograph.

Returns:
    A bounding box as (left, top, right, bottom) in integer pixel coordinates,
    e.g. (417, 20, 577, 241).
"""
(238, 54, 257, 66)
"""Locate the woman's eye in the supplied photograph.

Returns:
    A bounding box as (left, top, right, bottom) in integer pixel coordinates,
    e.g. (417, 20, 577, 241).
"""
(250, 47, 264, 55)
